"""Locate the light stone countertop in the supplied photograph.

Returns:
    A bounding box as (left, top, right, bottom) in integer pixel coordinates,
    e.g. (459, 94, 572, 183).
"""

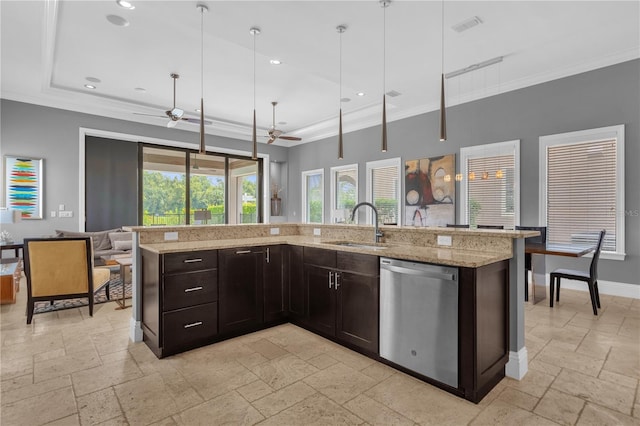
(139, 235, 512, 268)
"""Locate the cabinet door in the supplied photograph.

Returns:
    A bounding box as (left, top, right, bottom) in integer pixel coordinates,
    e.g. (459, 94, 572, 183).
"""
(287, 245, 305, 321)
(305, 264, 336, 336)
(219, 248, 264, 334)
(264, 245, 286, 323)
(336, 270, 379, 353)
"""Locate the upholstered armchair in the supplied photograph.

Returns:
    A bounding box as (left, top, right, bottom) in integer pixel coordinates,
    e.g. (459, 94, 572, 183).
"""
(23, 237, 110, 324)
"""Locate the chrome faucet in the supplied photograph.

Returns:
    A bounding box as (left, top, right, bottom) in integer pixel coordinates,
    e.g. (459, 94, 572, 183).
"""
(350, 202, 383, 243)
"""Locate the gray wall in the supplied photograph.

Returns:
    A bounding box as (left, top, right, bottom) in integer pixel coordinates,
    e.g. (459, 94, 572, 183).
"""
(287, 60, 640, 285)
(0, 100, 288, 239)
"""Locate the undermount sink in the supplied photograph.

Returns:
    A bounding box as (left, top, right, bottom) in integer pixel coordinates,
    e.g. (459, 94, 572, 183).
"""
(325, 241, 388, 251)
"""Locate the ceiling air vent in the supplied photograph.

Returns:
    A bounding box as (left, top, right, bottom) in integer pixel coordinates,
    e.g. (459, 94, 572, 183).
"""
(386, 90, 401, 97)
(452, 16, 483, 33)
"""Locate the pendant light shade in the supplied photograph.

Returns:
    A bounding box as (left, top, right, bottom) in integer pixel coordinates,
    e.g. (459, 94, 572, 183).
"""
(381, 0, 390, 152)
(250, 27, 260, 160)
(439, 0, 447, 142)
(197, 3, 208, 154)
(337, 25, 346, 160)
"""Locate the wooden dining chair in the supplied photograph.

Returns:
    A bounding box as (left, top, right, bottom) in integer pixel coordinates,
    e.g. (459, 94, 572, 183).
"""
(477, 224, 504, 229)
(446, 224, 470, 228)
(549, 229, 606, 315)
(516, 226, 547, 301)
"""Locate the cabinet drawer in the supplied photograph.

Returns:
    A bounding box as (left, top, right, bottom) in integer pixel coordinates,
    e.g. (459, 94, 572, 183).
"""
(163, 302, 218, 354)
(163, 270, 218, 311)
(337, 252, 379, 276)
(164, 250, 217, 273)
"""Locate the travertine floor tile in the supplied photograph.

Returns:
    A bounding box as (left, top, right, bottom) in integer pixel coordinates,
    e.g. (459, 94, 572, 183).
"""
(76, 387, 123, 425)
(33, 348, 101, 383)
(533, 388, 585, 425)
(114, 373, 184, 424)
(1, 355, 33, 381)
(236, 379, 274, 402)
(71, 357, 144, 396)
(244, 338, 288, 360)
(251, 381, 317, 417)
(304, 362, 378, 404)
(470, 399, 557, 425)
(306, 353, 339, 370)
(174, 391, 264, 426)
(496, 387, 539, 411)
(534, 344, 605, 377)
(1, 374, 71, 405)
(45, 414, 81, 425)
(502, 369, 555, 398)
(343, 394, 415, 426)
(1, 385, 77, 426)
(551, 369, 635, 415)
(577, 402, 640, 425)
(249, 353, 318, 390)
(603, 346, 640, 379)
(257, 393, 363, 426)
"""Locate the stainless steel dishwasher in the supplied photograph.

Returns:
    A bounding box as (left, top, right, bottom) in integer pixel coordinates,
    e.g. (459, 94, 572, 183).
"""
(379, 257, 459, 388)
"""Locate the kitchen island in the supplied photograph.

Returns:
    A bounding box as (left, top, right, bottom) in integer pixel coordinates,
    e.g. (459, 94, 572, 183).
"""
(125, 223, 535, 403)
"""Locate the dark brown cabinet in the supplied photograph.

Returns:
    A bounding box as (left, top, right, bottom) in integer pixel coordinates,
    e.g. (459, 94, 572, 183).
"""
(286, 245, 305, 322)
(264, 245, 287, 323)
(218, 247, 264, 334)
(140, 248, 218, 358)
(303, 247, 379, 353)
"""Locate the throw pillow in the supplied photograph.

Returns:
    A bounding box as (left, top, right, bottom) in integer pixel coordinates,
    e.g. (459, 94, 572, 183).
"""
(113, 240, 132, 251)
(109, 231, 132, 251)
(56, 228, 120, 251)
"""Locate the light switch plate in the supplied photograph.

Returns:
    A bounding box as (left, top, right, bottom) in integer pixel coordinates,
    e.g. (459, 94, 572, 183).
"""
(50, 211, 56, 218)
(313, 228, 321, 236)
(437, 235, 453, 246)
(164, 231, 179, 241)
(59, 211, 73, 218)
(58, 204, 65, 211)
(270, 227, 280, 235)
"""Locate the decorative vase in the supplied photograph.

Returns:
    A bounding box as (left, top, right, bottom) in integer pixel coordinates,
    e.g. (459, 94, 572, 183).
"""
(270, 198, 282, 216)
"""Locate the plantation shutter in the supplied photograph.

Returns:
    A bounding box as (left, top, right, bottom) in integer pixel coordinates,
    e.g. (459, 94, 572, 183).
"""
(466, 154, 515, 228)
(546, 139, 617, 251)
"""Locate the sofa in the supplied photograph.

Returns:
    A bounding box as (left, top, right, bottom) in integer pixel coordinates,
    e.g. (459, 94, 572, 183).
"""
(55, 228, 132, 265)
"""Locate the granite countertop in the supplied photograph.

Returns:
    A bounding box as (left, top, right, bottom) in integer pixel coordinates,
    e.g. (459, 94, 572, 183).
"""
(139, 235, 512, 268)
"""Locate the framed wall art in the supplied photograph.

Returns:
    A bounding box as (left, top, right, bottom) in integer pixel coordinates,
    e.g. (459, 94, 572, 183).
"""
(4, 155, 43, 219)
(405, 154, 455, 227)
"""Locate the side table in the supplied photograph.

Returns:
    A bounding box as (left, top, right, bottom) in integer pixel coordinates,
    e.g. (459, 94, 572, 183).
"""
(1, 262, 18, 304)
(115, 257, 132, 309)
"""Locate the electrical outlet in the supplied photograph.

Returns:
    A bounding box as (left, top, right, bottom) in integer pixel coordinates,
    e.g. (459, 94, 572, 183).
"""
(270, 227, 280, 235)
(313, 228, 321, 236)
(164, 231, 178, 241)
(50, 211, 56, 218)
(437, 235, 452, 246)
(58, 204, 65, 211)
(59, 211, 73, 218)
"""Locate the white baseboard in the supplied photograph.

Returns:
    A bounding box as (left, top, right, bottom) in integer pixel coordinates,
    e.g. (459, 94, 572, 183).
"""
(541, 275, 640, 299)
(130, 318, 143, 342)
(506, 347, 528, 380)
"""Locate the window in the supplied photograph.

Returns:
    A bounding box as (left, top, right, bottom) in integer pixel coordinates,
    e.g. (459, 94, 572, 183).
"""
(539, 125, 625, 259)
(330, 164, 358, 223)
(366, 158, 401, 226)
(302, 168, 324, 223)
(459, 140, 520, 228)
(141, 145, 262, 226)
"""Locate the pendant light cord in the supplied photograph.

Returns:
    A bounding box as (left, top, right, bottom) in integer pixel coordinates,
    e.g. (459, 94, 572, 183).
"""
(441, 0, 444, 74)
(201, 8, 204, 102)
(253, 33, 256, 110)
(383, 2, 386, 97)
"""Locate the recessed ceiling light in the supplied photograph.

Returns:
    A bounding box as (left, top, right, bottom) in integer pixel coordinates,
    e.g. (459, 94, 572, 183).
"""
(269, 59, 282, 65)
(84, 84, 96, 89)
(106, 14, 129, 27)
(116, 0, 135, 10)
(278, 121, 287, 125)
(195, 108, 201, 112)
(356, 92, 366, 97)
(134, 87, 146, 92)
(341, 97, 351, 103)
(85, 76, 101, 83)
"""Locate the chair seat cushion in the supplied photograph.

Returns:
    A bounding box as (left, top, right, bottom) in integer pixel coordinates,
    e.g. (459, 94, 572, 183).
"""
(550, 268, 590, 280)
(93, 268, 111, 289)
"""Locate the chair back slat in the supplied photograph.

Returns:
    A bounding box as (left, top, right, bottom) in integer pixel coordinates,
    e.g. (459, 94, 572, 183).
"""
(590, 230, 606, 281)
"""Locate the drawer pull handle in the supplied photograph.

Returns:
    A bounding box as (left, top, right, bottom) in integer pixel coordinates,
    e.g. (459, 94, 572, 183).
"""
(184, 321, 203, 329)
(184, 286, 203, 293)
(183, 258, 203, 263)
(235, 250, 251, 255)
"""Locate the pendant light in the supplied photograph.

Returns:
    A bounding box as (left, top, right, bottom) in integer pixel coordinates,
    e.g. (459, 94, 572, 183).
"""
(250, 27, 260, 160)
(337, 25, 346, 160)
(380, 0, 390, 153)
(439, 0, 447, 142)
(197, 3, 208, 154)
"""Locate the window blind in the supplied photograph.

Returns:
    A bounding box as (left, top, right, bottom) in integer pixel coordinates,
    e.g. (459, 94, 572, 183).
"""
(467, 154, 515, 228)
(547, 139, 617, 251)
(371, 166, 399, 225)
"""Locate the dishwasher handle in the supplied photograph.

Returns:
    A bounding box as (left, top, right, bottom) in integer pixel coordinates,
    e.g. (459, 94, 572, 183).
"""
(380, 264, 456, 281)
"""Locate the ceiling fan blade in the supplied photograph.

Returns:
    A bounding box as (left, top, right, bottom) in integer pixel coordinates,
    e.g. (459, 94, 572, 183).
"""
(267, 136, 276, 144)
(167, 120, 178, 128)
(133, 113, 167, 118)
(182, 117, 213, 125)
(279, 136, 302, 141)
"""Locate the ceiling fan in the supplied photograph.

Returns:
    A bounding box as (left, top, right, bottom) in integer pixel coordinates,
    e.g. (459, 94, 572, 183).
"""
(267, 101, 302, 144)
(135, 73, 212, 128)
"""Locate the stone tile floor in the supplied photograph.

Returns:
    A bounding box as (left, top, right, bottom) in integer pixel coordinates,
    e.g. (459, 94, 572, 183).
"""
(1, 276, 639, 425)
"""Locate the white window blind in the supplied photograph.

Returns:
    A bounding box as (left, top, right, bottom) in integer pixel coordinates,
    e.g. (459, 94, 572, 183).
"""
(371, 165, 399, 225)
(467, 154, 516, 228)
(546, 139, 617, 251)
